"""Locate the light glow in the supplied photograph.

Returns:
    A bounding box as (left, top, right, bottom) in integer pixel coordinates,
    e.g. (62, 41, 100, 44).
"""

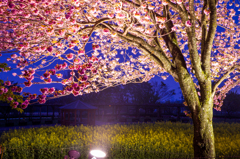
(90, 150, 106, 158)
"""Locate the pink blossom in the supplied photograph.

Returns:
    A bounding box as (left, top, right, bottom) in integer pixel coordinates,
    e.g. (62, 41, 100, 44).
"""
(11, 54, 17, 58)
(114, 7, 121, 13)
(72, 83, 78, 88)
(47, 46, 53, 52)
(73, 90, 79, 96)
(68, 65, 75, 70)
(8, 2, 15, 9)
(141, 3, 147, 8)
(26, 76, 34, 81)
(11, 86, 17, 92)
(74, 58, 81, 64)
(65, 13, 71, 19)
(108, 13, 114, 18)
(78, 50, 85, 55)
(40, 88, 48, 94)
(55, 64, 62, 70)
(92, 44, 100, 50)
(24, 81, 32, 87)
(12, 102, 19, 108)
(70, 72, 75, 76)
(44, 78, 52, 83)
(68, 77, 73, 82)
(66, 86, 73, 92)
(43, 72, 51, 78)
(86, 63, 92, 69)
(185, 20, 192, 27)
(48, 87, 55, 94)
(22, 70, 29, 77)
(33, 9, 39, 15)
(159, 23, 165, 29)
(103, 28, 110, 33)
(38, 99, 46, 104)
(21, 103, 28, 109)
(8, 97, 13, 101)
(68, 43, 75, 49)
(4, 81, 11, 86)
(29, 69, 35, 75)
(162, 0, 168, 5)
(148, 5, 154, 10)
(81, 75, 88, 82)
(89, 56, 98, 63)
(74, 86, 80, 92)
(23, 100, 29, 105)
(204, 9, 211, 15)
(39, 94, 46, 100)
(79, 69, 85, 75)
(62, 62, 68, 69)
(30, 94, 37, 100)
(66, 53, 74, 60)
(49, 69, 56, 75)
(62, 80, 68, 85)
(176, 0, 182, 4)
(75, 65, 81, 70)
(16, 87, 23, 93)
(54, 92, 58, 97)
(56, 73, 63, 78)
(58, 91, 63, 95)
(81, 35, 89, 40)
(171, 26, 177, 31)
(92, 69, 97, 74)
(3, 88, 8, 93)
(84, 82, 90, 88)
(12, 73, 17, 76)
(41, 46, 46, 51)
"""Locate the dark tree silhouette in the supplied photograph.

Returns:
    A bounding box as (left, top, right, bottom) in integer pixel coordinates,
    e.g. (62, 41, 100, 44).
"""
(221, 91, 240, 118)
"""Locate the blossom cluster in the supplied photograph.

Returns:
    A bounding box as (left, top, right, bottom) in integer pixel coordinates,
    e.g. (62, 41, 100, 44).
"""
(0, 0, 239, 110)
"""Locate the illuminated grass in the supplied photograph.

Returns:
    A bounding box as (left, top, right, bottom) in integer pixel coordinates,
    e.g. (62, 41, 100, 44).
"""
(0, 122, 240, 158)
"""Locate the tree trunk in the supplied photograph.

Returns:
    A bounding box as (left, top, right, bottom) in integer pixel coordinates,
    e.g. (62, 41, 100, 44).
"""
(174, 62, 216, 158)
(192, 100, 215, 158)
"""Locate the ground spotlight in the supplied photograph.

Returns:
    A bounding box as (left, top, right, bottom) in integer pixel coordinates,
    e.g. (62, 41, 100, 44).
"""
(90, 149, 106, 158)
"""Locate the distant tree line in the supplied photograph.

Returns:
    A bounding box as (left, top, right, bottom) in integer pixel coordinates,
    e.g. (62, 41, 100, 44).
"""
(79, 81, 175, 105)
(220, 91, 240, 117)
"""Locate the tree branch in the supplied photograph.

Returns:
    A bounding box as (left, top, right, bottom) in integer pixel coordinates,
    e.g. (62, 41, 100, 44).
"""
(202, 0, 217, 74)
(177, 0, 205, 84)
(165, 0, 182, 12)
(83, 18, 111, 48)
(212, 65, 240, 96)
(200, 0, 208, 60)
(123, 18, 133, 36)
(117, 32, 178, 79)
(75, 17, 178, 81)
(160, 6, 186, 69)
(122, 0, 140, 7)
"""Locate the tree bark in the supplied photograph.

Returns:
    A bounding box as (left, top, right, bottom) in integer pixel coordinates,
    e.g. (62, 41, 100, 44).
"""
(177, 73, 215, 158)
(170, 48, 216, 158)
(192, 101, 215, 158)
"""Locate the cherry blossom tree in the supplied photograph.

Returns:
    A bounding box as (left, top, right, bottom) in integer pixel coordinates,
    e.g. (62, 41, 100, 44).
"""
(0, 0, 240, 157)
